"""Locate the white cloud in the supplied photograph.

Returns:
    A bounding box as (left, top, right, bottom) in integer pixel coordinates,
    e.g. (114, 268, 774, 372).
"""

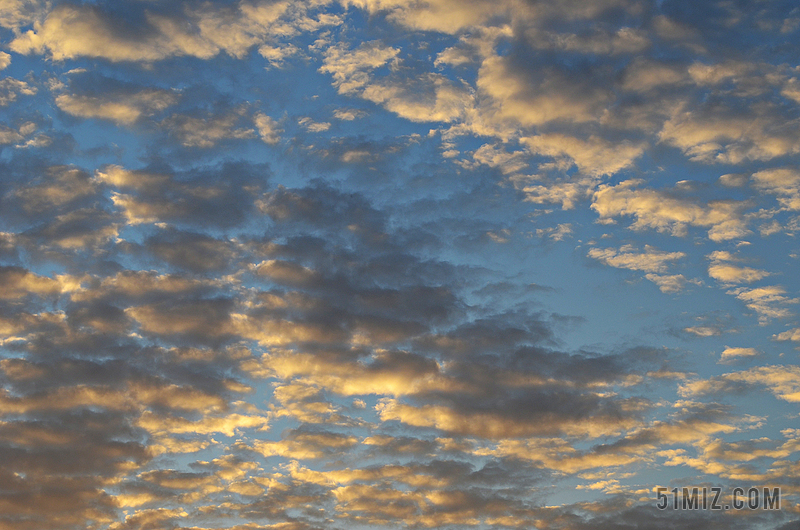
(719, 346, 759, 363)
(0, 0, 46, 29)
(471, 144, 529, 175)
(644, 274, 691, 294)
(687, 61, 755, 86)
(333, 108, 367, 121)
(522, 134, 645, 177)
(728, 285, 798, 323)
(298, 117, 331, 133)
(516, 177, 592, 210)
(56, 89, 178, 124)
(684, 326, 722, 337)
(258, 43, 301, 67)
(320, 41, 399, 94)
(706, 251, 770, 285)
(361, 73, 473, 123)
(536, 223, 573, 241)
(681, 365, 800, 403)
(708, 263, 770, 284)
(659, 104, 800, 164)
(255, 113, 283, 144)
(0, 78, 36, 106)
(751, 168, 800, 210)
(10, 1, 337, 62)
(588, 244, 685, 274)
(321, 41, 471, 124)
(341, 0, 506, 34)
(588, 244, 694, 292)
(782, 78, 800, 104)
(774, 328, 800, 342)
(592, 180, 750, 241)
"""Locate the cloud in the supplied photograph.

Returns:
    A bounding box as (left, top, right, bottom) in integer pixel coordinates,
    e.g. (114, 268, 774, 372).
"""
(588, 244, 685, 274)
(659, 103, 800, 164)
(707, 251, 771, 284)
(98, 163, 262, 227)
(333, 108, 367, 121)
(0, 0, 46, 29)
(56, 88, 178, 125)
(528, 26, 650, 56)
(774, 327, 800, 342)
(248, 349, 452, 397)
(522, 134, 646, 177)
(107, 508, 189, 530)
(536, 223, 573, 241)
(22, 208, 120, 250)
(622, 58, 687, 92)
(162, 108, 256, 147)
(136, 409, 268, 438)
(0, 124, 26, 145)
(298, 116, 331, 132)
(248, 429, 358, 460)
(0, 266, 81, 299)
(718, 346, 759, 364)
(687, 61, 756, 86)
(268, 382, 355, 425)
(592, 180, 750, 241)
(782, 77, 800, 103)
(10, 1, 338, 62)
(752, 168, 800, 210)
(321, 39, 472, 124)
(728, 285, 798, 323)
(477, 54, 612, 129)
(345, 0, 641, 35)
(361, 73, 473, 123)
(376, 395, 642, 439)
(5, 166, 96, 214)
(1, 1, 799, 527)
(485, 403, 749, 475)
(516, 177, 592, 209)
(342, 0, 507, 34)
(258, 43, 302, 68)
(95, 165, 169, 192)
(471, 143, 530, 175)
(255, 113, 283, 144)
(145, 229, 238, 273)
(588, 244, 695, 293)
(680, 365, 800, 403)
(11, 4, 202, 62)
(0, 77, 37, 106)
(708, 263, 770, 284)
(644, 273, 691, 294)
(126, 297, 235, 341)
(320, 40, 399, 94)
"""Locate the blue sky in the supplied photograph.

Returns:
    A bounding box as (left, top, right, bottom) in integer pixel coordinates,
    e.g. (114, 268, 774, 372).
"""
(0, 0, 799, 529)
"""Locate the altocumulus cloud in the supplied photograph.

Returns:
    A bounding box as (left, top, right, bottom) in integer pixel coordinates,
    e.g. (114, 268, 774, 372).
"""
(0, 1, 798, 529)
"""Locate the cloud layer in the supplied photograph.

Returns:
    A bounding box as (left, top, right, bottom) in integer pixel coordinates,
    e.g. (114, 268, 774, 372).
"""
(0, 0, 798, 529)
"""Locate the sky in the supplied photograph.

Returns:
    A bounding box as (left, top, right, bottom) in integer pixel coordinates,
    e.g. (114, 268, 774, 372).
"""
(0, 0, 799, 529)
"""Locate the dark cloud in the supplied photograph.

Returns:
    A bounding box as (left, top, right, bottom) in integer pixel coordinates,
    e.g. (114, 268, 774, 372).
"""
(96, 161, 266, 228)
(0, 409, 147, 529)
(145, 229, 238, 273)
